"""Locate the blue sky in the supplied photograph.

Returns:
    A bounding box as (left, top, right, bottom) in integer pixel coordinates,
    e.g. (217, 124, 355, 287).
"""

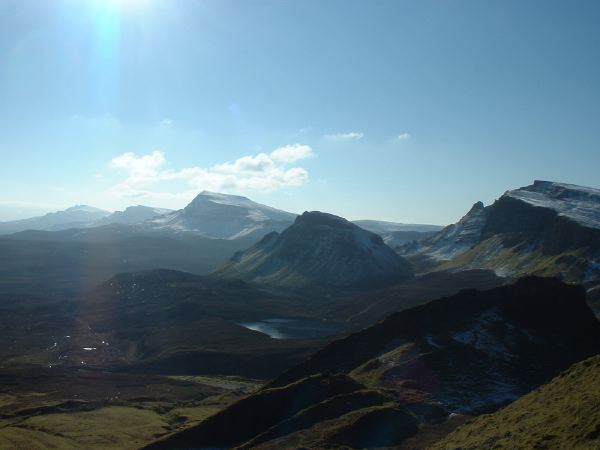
(1, 0, 599, 223)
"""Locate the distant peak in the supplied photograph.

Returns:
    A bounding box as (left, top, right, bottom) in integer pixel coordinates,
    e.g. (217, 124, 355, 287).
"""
(64, 205, 107, 213)
(186, 191, 253, 209)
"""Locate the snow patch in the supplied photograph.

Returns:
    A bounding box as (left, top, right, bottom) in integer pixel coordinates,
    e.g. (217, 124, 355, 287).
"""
(451, 308, 514, 361)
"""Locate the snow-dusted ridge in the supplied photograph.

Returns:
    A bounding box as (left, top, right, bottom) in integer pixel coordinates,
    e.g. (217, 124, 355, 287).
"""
(505, 180, 600, 229)
(399, 180, 600, 265)
(399, 201, 487, 262)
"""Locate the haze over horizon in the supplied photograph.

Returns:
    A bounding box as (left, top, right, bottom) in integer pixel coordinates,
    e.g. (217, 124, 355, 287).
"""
(1, 0, 599, 223)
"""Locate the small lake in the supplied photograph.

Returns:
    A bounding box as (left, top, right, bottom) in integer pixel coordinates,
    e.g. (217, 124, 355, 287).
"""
(238, 318, 342, 339)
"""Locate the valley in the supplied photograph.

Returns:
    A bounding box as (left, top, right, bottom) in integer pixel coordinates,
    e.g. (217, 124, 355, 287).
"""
(3, 2, 599, 448)
(0, 183, 599, 449)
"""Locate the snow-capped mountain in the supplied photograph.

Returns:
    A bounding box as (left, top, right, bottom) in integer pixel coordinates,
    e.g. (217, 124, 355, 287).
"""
(0, 205, 111, 235)
(217, 211, 414, 288)
(399, 181, 600, 311)
(93, 205, 173, 226)
(147, 191, 296, 239)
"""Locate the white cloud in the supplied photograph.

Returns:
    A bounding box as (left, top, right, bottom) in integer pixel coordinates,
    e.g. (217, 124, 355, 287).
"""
(110, 150, 166, 190)
(109, 146, 314, 200)
(161, 118, 174, 126)
(270, 144, 315, 163)
(213, 153, 276, 175)
(324, 132, 363, 141)
(396, 132, 410, 141)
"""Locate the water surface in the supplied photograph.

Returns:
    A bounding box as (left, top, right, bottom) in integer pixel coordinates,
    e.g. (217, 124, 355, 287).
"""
(239, 318, 342, 339)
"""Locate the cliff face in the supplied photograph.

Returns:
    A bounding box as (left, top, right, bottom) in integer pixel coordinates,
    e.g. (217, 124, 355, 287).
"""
(399, 182, 600, 310)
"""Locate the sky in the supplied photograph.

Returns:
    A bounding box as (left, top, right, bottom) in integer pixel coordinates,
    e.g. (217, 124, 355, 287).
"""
(0, 0, 599, 224)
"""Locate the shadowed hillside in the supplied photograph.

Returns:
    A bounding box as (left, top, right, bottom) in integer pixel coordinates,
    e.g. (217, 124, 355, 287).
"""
(143, 277, 600, 449)
(217, 211, 414, 288)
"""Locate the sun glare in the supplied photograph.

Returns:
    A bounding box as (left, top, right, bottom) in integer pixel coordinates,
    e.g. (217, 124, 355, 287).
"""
(94, 0, 151, 14)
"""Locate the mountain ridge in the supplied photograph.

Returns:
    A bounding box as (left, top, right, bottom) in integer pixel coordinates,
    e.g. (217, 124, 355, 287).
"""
(399, 180, 600, 312)
(0, 204, 111, 234)
(216, 211, 414, 288)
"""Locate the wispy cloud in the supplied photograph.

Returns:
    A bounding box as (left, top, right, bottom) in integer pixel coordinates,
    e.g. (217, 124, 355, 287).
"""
(270, 144, 315, 163)
(396, 132, 410, 141)
(109, 145, 315, 201)
(324, 132, 363, 141)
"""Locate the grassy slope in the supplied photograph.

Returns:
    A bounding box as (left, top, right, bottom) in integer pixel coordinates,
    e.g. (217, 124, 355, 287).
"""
(437, 236, 590, 281)
(430, 354, 600, 450)
(0, 368, 261, 449)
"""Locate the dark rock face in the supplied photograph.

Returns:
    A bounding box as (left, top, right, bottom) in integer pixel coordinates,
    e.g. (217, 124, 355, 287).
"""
(217, 211, 414, 288)
(482, 195, 600, 254)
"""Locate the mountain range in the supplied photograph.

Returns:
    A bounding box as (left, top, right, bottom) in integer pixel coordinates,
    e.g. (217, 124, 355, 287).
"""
(0, 191, 441, 243)
(1, 179, 600, 449)
(0, 204, 111, 234)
